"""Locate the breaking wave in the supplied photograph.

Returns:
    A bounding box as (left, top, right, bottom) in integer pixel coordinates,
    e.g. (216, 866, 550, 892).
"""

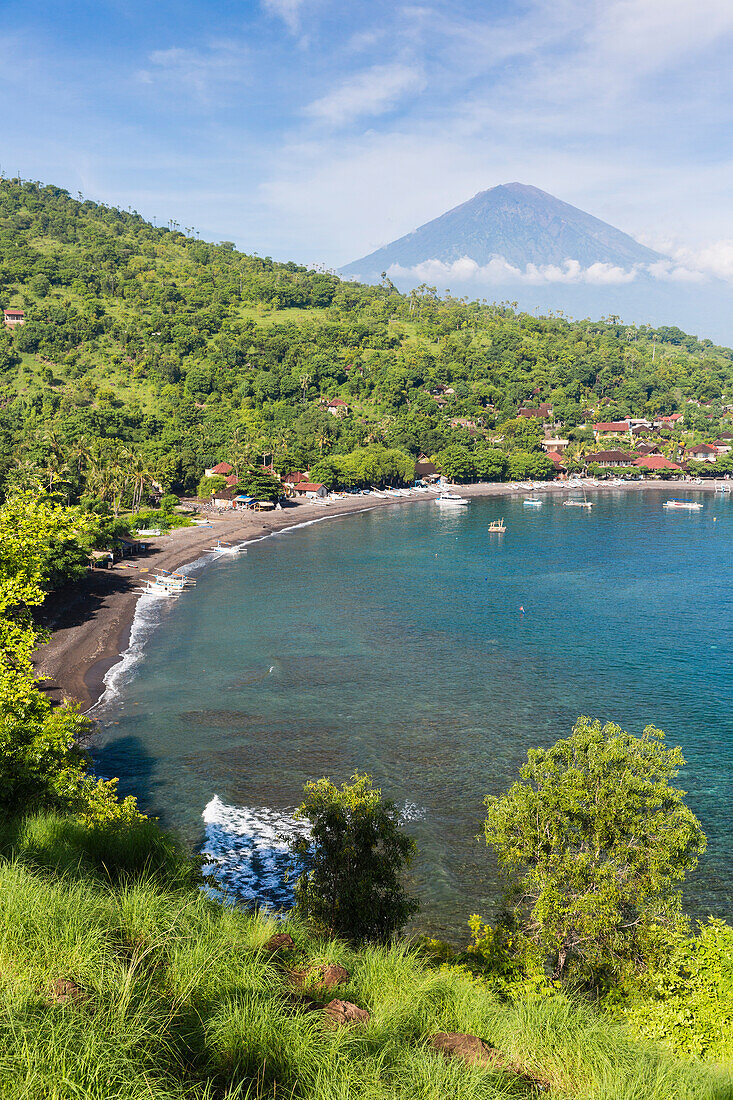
(201, 794, 310, 909)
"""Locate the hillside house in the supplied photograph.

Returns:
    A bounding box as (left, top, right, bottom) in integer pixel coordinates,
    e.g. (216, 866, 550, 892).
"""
(450, 417, 478, 431)
(545, 451, 566, 475)
(518, 402, 553, 420)
(592, 420, 631, 441)
(685, 443, 719, 463)
(3, 308, 24, 326)
(654, 413, 684, 429)
(326, 398, 349, 417)
(540, 437, 569, 453)
(205, 461, 233, 477)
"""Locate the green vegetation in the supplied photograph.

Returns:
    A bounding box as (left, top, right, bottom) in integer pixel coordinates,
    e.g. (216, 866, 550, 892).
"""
(1, 179, 733, 507)
(293, 773, 418, 943)
(3, 182, 733, 1094)
(0, 812, 730, 1099)
(482, 718, 705, 982)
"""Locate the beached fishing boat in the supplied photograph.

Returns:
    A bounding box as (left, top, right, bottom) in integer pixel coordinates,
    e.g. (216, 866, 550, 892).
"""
(204, 540, 247, 554)
(488, 518, 506, 532)
(435, 491, 469, 506)
(663, 499, 703, 510)
(142, 581, 181, 597)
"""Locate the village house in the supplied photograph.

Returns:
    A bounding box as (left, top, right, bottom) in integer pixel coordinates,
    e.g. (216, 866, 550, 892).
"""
(210, 487, 239, 509)
(414, 453, 438, 480)
(653, 413, 684, 428)
(205, 461, 233, 478)
(635, 442, 663, 456)
(3, 308, 24, 326)
(685, 443, 719, 463)
(633, 454, 681, 473)
(292, 481, 327, 500)
(450, 417, 478, 431)
(584, 450, 635, 468)
(518, 402, 553, 420)
(713, 434, 733, 453)
(540, 437, 569, 453)
(545, 451, 566, 475)
(326, 398, 349, 417)
(592, 420, 631, 441)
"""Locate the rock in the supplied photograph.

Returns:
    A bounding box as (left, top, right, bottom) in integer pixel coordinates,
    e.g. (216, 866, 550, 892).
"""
(429, 1032, 498, 1067)
(48, 978, 87, 1006)
(319, 964, 350, 989)
(263, 933, 295, 952)
(323, 999, 370, 1026)
(292, 963, 350, 990)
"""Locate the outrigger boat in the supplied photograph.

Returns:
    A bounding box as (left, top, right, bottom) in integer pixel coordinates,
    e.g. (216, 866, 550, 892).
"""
(204, 540, 247, 554)
(488, 518, 506, 532)
(563, 499, 593, 508)
(663, 499, 703, 510)
(523, 498, 542, 507)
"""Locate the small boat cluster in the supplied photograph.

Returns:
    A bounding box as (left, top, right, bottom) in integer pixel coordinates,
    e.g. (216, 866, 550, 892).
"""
(141, 569, 197, 598)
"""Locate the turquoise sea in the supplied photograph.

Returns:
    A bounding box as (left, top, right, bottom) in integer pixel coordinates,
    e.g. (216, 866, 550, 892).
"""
(95, 487, 733, 938)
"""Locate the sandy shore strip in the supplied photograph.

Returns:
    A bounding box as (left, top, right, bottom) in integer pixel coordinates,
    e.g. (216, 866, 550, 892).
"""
(33, 478, 728, 712)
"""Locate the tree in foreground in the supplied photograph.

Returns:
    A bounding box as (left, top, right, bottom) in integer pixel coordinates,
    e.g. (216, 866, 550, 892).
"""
(483, 717, 706, 981)
(293, 772, 418, 943)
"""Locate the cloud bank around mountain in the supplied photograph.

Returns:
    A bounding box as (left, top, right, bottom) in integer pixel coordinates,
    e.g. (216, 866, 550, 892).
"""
(384, 247, 733, 288)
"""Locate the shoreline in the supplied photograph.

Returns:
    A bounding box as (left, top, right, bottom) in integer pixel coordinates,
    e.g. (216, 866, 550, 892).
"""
(34, 478, 729, 713)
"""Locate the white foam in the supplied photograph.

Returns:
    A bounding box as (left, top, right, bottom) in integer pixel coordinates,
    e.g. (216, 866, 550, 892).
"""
(201, 794, 311, 909)
(400, 800, 427, 822)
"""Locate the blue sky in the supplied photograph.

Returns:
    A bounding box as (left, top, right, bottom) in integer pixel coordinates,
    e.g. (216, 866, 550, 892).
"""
(4, 0, 733, 277)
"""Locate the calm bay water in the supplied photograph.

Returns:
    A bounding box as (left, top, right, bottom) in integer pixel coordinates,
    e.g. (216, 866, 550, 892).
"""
(95, 488, 733, 938)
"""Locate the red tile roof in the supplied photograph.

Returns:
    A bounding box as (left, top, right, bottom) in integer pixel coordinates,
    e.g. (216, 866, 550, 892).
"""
(546, 451, 565, 466)
(3, 308, 24, 316)
(296, 482, 324, 491)
(327, 398, 348, 406)
(633, 455, 680, 470)
(211, 461, 233, 475)
(593, 420, 630, 431)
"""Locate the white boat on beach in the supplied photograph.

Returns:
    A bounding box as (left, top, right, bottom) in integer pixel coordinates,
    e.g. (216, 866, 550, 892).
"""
(435, 491, 469, 506)
(204, 540, 248, 554)
(663, 499, 703, 510)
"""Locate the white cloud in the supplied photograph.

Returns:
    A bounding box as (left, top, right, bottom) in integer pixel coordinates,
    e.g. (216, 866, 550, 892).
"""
(262, 0, 308, 34)
(137, 41, 249, 99)
(387, 256, 640, 286)
(304, 63, 425, 127)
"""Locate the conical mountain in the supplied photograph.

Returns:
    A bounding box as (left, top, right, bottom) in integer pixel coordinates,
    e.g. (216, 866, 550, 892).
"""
(340, 183, 663, 281)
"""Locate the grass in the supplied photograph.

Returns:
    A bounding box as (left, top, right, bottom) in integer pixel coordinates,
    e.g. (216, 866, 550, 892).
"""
(0, 813, 731, 1100)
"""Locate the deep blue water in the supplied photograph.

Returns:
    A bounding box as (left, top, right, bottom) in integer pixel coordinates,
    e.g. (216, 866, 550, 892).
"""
(94, 488, 733, 938)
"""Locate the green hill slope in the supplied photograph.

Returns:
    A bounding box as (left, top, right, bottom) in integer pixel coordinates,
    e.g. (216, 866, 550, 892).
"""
(0, 178, 732, 496)
(1, 812, 729, 1100)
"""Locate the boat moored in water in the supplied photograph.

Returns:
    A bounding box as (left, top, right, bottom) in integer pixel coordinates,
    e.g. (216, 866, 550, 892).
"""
(663, 499, 703, 510)
(435, 491, 469, 506)
(488, 518, 507, 532)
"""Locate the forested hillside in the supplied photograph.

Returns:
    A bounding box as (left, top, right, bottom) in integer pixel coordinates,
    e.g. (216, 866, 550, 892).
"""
(1, 178, 732, 499)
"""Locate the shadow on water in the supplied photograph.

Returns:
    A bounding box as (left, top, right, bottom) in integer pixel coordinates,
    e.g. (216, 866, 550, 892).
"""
(92, 735, 159, 809)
